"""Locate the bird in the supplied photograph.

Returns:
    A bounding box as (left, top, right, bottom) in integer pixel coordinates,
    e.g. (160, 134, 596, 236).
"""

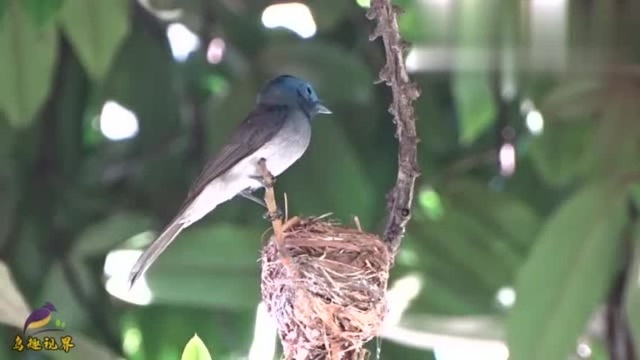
(128, 74, 331, 288)
(23, 302, 57, 334)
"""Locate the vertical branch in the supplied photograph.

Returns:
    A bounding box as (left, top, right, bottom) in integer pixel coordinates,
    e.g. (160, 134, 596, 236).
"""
(604, 200, 638, 360)
(258, 159, 284, 238)
(366, 0, 421, 254)
(258, 159, 295, 268)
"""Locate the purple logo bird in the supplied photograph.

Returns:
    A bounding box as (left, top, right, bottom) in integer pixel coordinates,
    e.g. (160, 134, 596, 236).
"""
(23, 302, 58, 335)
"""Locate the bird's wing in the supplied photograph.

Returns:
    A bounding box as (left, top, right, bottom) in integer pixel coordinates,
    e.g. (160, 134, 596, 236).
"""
(127, 106, 289, 289)
(182, 105, 289, 207)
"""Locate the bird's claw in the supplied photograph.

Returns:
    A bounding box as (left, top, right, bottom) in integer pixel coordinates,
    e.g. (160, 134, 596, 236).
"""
(262, 208, 283, 221)
(251, 175, 276, 188)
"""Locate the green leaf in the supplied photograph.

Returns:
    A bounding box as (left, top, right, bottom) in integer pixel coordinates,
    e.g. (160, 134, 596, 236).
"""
(22, 0, 64, 27)
(453, 0, 499, 145)
(528, 121, 595, 187)
(443, 178, 542, 251)
(0, 261, 30, 328)
(453, 73, 496, 145)
(0, 0, 8, 25)
(73, 212, 155, 258)
(181, 334, 212, 360)
(0, 0, 57, 128)
(146, 224, 264, 309)
(60, 0, 130, 81)
(540, 77, 605, 121)
(507, 181, 629, 360)
(453, 0, 501, 145)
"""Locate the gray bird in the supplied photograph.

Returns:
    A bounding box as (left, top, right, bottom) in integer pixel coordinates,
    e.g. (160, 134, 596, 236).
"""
(128, 74, 331, 288)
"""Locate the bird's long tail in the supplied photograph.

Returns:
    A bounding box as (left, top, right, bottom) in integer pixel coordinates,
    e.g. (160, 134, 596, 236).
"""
(128, 220, 185, 289)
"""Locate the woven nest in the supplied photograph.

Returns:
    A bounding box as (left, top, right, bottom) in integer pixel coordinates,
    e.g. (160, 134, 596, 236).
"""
(260, 217, 391, 360)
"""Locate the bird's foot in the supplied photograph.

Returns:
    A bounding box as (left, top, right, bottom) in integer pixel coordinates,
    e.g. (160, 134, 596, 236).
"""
(262, 208, 284, 221)
(251, 174, 276, 188)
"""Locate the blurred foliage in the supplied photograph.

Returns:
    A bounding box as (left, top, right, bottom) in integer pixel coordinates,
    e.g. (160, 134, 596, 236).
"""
(0, 0, 639, 359)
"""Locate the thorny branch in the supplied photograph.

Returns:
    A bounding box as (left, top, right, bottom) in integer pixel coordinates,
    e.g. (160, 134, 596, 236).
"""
(366, 0, 421, 254)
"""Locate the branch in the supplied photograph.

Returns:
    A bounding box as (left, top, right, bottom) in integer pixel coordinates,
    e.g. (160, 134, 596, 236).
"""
(258, 159, 298, 268)
(604, 200, 638, 360)
(366, 1, 421, 254)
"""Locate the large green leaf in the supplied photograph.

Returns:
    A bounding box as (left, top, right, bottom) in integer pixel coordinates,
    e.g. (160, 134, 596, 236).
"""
(453, 73, 495, 145)
(22, 0, 64, 27)
(419, 209, 514, 296)
(144, 223, 265, 309)
(507, 181, 629, 360)
(528, 121, 595, 187)
(540, 77, 605, 121)
(0, 0, 57, 128)
(443, 178, 542, 251)
(408, 179, 541, 314)
(453, 0, 499, 145)
(0, 0, 7, 25)
(60, 0, 130, 81)
(73, 212, 155, 258)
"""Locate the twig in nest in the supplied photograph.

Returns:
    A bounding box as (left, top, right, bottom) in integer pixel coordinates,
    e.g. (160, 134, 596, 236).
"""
(367, 0, 421, 254)
(353, 216, 362, 231)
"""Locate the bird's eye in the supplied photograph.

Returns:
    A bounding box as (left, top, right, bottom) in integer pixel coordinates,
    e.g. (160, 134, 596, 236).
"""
(306, 87, 312, 95)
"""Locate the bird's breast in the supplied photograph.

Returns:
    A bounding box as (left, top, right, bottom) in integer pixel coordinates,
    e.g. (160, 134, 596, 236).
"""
(249, 116, 312, 177)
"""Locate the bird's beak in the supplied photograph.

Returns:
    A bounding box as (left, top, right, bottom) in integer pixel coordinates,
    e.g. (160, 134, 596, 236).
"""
(314, 103, 332, 114)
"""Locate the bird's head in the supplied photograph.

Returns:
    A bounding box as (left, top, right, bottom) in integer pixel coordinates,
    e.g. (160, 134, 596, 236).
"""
(257, 75, 332, 119)
(43, 302, 57, 312)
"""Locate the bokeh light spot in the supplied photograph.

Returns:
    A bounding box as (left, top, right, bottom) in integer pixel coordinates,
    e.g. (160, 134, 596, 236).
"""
(419, 187, 445, 220)
(261, 3, 317, 39)
(166, 23, 200, 62)
(99, 101, 139, 141)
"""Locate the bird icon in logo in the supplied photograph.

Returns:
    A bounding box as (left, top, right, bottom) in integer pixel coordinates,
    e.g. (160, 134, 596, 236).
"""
(22, 302, 57, 335)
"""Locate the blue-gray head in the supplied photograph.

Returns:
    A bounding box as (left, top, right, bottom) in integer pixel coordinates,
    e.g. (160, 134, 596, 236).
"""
(257, 75, 332, 118)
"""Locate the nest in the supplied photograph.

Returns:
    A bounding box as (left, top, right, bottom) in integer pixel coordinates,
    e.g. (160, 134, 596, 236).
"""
(260, 217, 391, 360)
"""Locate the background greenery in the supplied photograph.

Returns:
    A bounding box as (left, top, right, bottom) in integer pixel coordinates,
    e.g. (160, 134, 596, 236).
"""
(0, 0, 639, 359)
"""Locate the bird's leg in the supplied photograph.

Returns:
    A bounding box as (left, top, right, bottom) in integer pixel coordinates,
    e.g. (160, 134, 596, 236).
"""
(250, 174, 276, 188)
(239, 189, 267, 208)
(240, 188, 283, 220)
